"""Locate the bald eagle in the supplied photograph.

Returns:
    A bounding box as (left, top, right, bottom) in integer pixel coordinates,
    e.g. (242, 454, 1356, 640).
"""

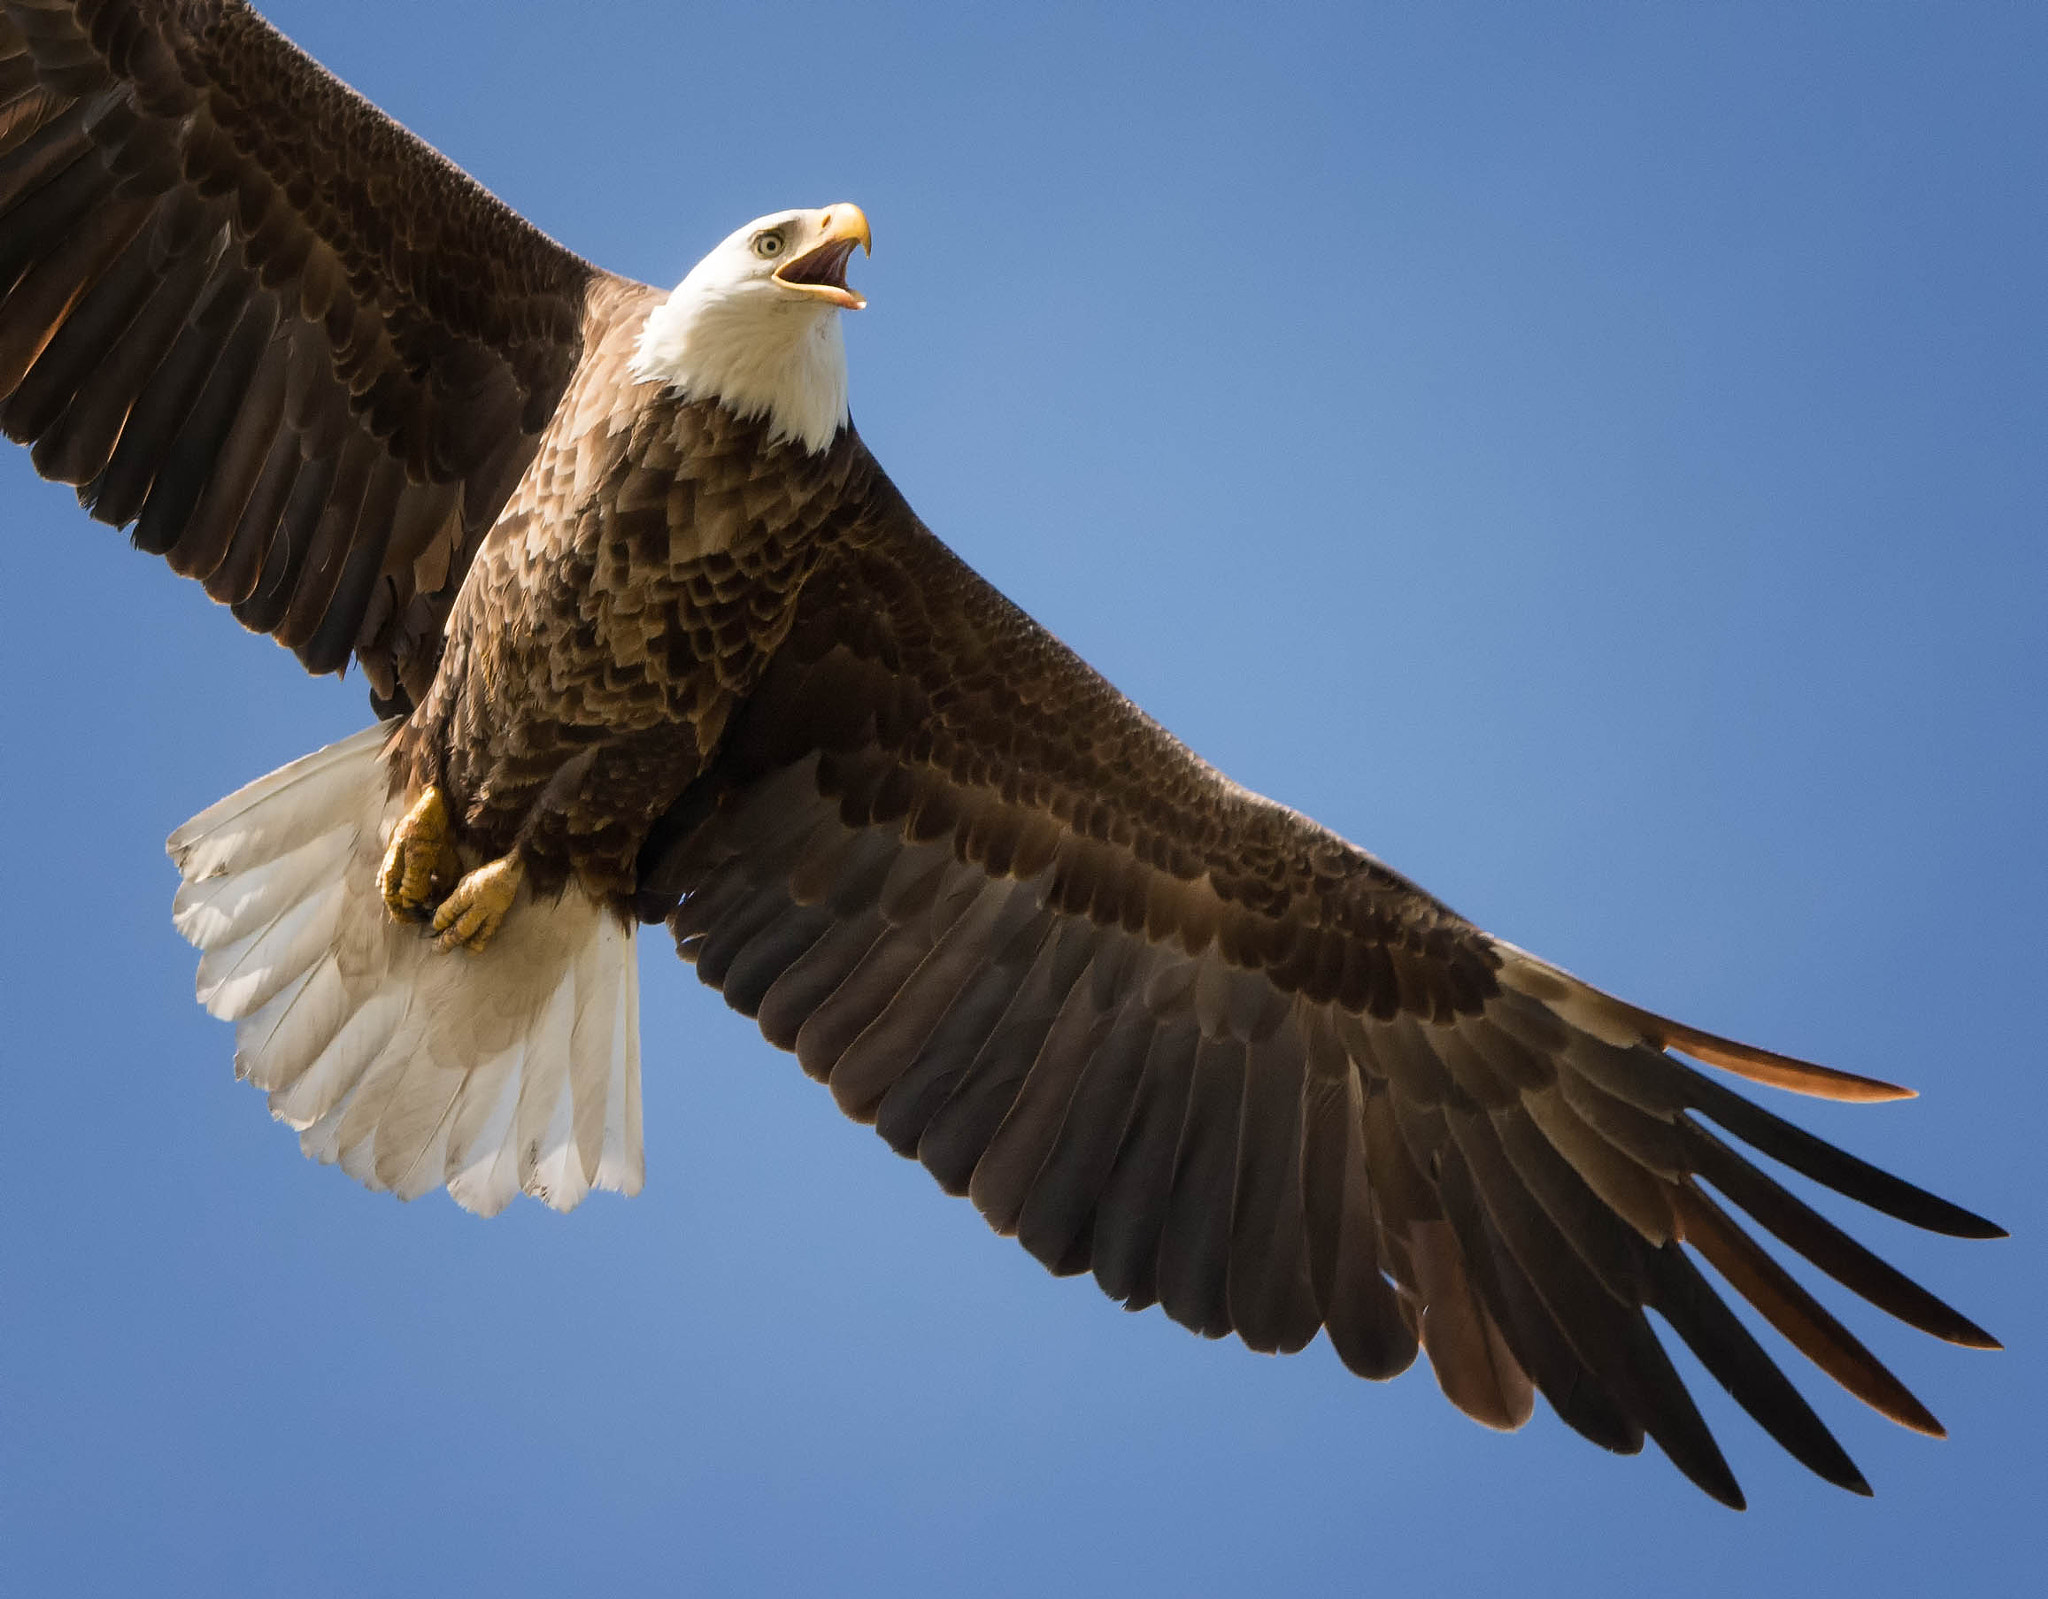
(0, 1, 2000, 1507)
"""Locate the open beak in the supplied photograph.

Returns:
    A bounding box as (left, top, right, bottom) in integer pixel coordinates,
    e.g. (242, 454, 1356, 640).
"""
(774, 204, 872, 311)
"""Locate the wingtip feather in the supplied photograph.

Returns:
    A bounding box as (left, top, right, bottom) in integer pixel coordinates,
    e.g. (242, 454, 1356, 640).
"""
(1656, 1021, 1915, 1104)
(1491, 941, 1916, 1103)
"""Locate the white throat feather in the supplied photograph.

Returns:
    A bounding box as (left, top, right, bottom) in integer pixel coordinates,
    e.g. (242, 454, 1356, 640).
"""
(630, 275, 849, 455)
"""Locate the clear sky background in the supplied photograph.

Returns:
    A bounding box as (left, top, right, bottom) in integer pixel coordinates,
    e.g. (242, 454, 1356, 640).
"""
(2, 2, 2042, 1593)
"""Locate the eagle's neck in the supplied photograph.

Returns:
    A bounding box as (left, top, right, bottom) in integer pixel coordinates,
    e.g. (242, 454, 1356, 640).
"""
(630, 285, 848, 455)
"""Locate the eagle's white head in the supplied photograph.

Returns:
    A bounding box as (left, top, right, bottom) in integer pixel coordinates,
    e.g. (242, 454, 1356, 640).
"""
(631, 204, 872, 455)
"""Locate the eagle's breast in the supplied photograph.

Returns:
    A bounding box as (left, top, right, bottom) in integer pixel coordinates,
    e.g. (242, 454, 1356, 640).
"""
(393, 286, 875, 898)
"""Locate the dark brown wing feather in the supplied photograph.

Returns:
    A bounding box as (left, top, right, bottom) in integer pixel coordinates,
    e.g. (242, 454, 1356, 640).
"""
(640, 457, 2001, 1508)
(0, 0, 600, 708)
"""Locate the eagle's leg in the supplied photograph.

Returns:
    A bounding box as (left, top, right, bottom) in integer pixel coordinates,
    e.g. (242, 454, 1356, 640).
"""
(430, 852, 527, 954)
(379, 786, 460, 920)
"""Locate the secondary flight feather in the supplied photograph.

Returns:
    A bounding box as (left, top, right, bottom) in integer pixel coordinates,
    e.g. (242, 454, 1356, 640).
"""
(0, 0, 2001, 1506)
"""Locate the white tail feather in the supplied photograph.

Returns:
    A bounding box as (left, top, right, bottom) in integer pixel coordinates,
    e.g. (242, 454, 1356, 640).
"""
(168, 724, 646, 1215)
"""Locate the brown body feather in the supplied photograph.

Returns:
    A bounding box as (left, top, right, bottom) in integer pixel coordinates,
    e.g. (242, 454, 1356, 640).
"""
(0, 0, 2001, 1508)
(389, 277, 877, 897)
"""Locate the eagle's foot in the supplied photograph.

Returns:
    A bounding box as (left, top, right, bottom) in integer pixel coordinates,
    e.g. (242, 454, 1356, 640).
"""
(379, 786, 460, 921)
(431, 853, 526, 954)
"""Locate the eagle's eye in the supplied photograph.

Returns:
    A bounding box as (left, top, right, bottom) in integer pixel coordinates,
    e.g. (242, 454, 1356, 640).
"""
(753, 231, 786, 260)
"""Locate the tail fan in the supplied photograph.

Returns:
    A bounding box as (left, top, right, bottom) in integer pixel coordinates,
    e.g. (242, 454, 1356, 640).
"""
(167, 724, 643, 1215)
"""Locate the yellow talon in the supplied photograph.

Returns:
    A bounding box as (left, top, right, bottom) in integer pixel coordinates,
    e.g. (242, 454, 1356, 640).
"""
(379, 786, 460, 921)
(430, 853, 526, 953)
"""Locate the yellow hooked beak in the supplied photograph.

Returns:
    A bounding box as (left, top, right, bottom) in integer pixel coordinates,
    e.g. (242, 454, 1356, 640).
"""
(774, 204, 872, 311)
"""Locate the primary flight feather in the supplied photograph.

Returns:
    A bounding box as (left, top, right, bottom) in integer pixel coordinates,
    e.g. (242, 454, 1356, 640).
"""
(0, 0, 2001, 1507)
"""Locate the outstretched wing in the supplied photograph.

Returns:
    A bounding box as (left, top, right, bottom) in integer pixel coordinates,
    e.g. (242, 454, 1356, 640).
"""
(639, 461, 2001, 1508)
(0, 0, 601, 709)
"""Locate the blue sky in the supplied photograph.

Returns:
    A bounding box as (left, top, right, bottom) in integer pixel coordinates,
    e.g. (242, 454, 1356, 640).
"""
(2, 2, 2042, 1592)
